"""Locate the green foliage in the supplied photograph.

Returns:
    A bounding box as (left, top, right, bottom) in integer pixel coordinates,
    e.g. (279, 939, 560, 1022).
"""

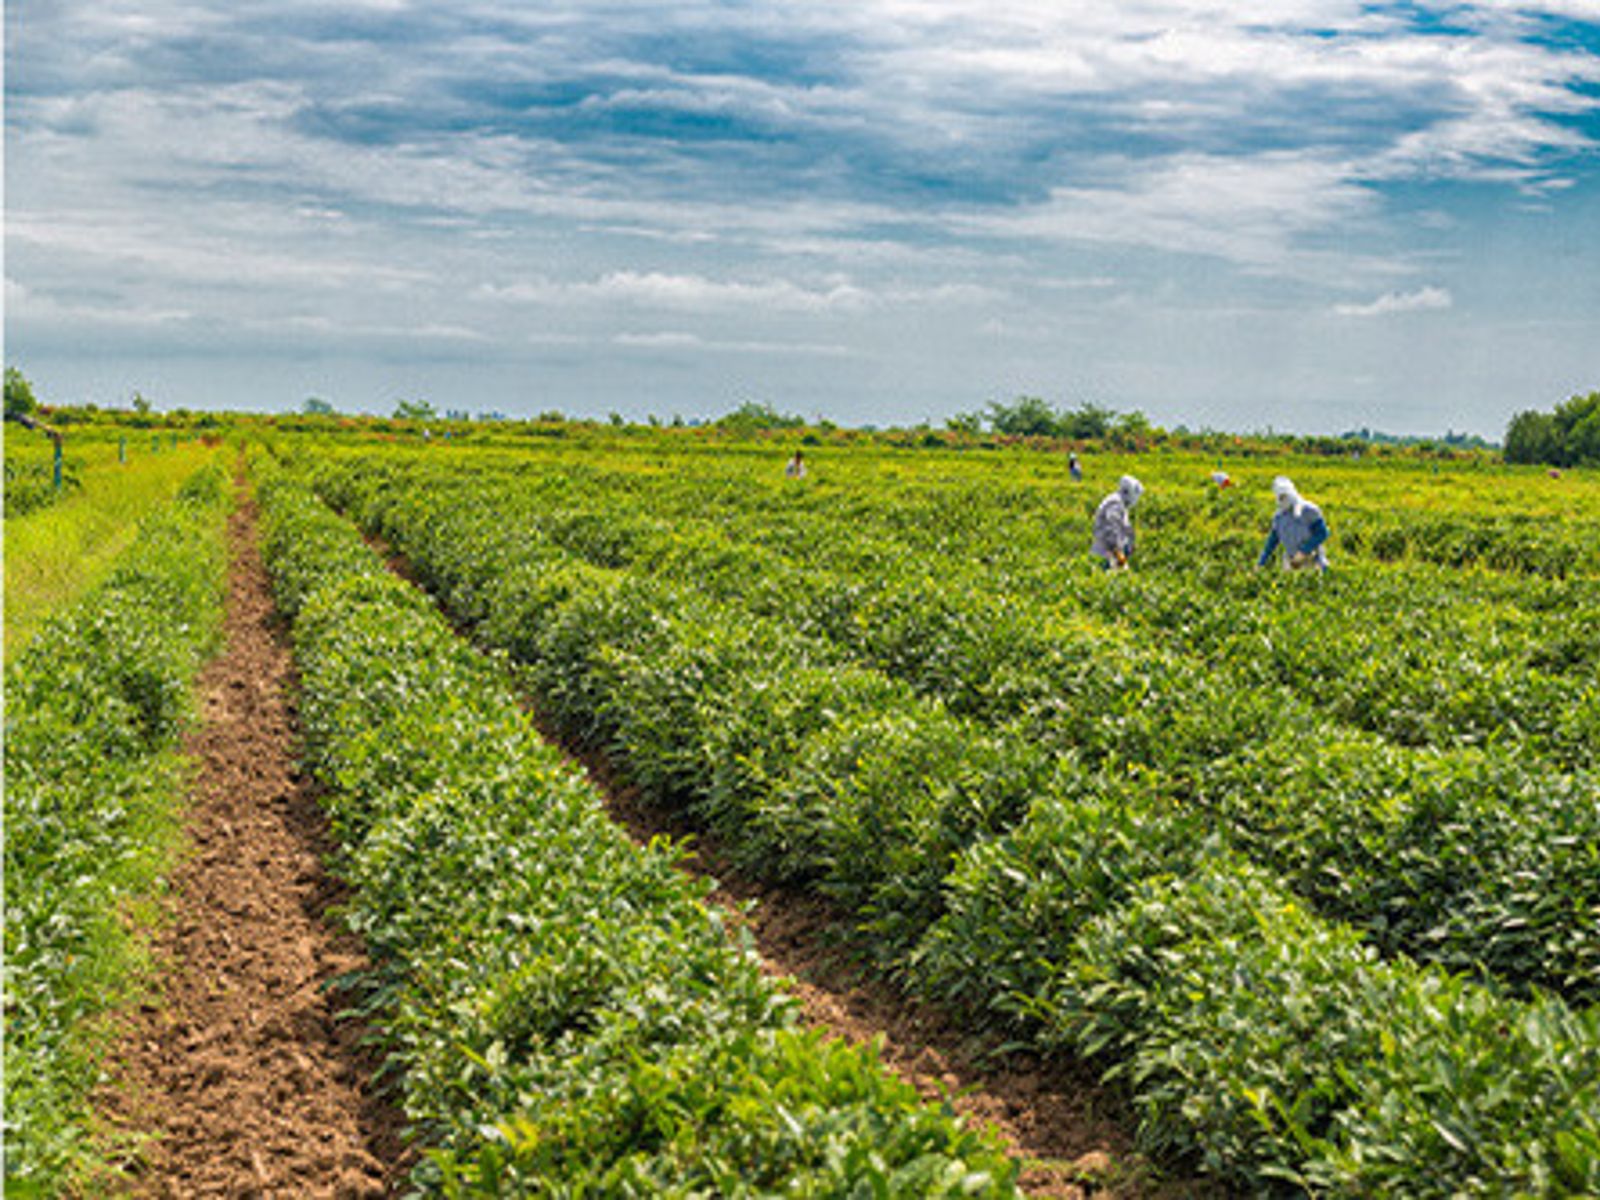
(273, 434, 1600, 1194)
(986, 395, 1062, 437)
(3, 465, 229, 1193)
(435, 1028, 1012, 1197)
(5, 457, 80, 518)
(254, 463, 1017, 1195)
(6, 366, 39, 420)
(393, 397, 437, 421)
(1048, 861, 1600, 1195)
(715, 400, 806, 433)
(1505, 391, 1600, 467)
(984, 396, 1130, 439)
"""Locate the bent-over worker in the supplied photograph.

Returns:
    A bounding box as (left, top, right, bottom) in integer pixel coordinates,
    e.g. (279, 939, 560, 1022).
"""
(1258, 475, 1329, 570)
(1091, 474, 1143, 570)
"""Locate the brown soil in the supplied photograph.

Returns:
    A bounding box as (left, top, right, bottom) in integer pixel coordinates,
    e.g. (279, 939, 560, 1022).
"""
(91, 492, 409, 1198)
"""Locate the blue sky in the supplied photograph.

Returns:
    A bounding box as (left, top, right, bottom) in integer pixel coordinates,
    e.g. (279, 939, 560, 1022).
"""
(6, 1, 1599, 436)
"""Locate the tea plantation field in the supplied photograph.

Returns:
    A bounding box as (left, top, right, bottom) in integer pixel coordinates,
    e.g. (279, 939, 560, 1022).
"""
(7, 421, 1596, 1197)
(266, 428, 1597, 1196)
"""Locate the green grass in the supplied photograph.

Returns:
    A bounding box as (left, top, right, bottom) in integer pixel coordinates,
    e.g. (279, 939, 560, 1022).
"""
(3, 463, 230, 1194)
(4, 446, 222, 662)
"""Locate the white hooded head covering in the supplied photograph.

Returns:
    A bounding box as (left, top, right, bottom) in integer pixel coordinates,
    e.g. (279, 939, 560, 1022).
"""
(1273, 475, 1304, 517)
(1118, 475, 1144, 508)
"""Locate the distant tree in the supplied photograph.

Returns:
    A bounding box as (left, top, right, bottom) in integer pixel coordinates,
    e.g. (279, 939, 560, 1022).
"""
(1505, 392, 1600, 466)
(1061, 402, 1115, 439)
(5, 367, 38, 421)
(946, 410, 983, 435)
(302, 396, 336, 415)
(394, 398, 437, 421)
(5, 368, 62, 449)
(716, 400, 805, 433)
(984, 396, 1124, 439)
(1555, 391, 1600, 466)
(987, 395, 1060, 437)
(1112, 409, 1152, 436)
(132, 391, 153, 416)
(1504, 410, 1557, 464)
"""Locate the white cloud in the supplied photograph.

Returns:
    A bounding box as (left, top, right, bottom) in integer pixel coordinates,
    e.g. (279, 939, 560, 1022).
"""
(1333, 285, 1454, 317)
(612, 330, 851, 355)
(7, 275, 195, 328)
(589, 271, 870, 312)
(965, 151, 1382, 272)
(479, 271, 993, 312)
(613, 330, 703, 348)
(7, 208, 430, 291)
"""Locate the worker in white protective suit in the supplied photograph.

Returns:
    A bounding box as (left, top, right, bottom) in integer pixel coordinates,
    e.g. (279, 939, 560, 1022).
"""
(1258, 475, 1329, 571)
(1091, 474, 1143, 570)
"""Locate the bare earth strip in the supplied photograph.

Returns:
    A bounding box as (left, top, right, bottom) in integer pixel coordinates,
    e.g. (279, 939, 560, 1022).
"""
(93, 494, 409, 1198)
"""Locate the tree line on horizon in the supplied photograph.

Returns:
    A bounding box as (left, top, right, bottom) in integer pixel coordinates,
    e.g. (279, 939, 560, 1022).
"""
(8, 367, 1597, 465)
(1503, 391, 1600, 468)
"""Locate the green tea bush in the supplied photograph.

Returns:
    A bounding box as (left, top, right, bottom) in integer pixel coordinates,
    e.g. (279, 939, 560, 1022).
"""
(762, 711, 1064, 960)
(911, 779, 1215, 1023)
(256, 467, 1018, 1194)
(1042, 860, 1600, 1196)
(4, 456, 81, 518)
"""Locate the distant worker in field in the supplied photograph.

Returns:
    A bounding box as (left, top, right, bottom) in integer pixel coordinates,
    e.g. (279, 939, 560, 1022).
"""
(785, 449, 807, 479)
(1258, 475, 1329, 571)
(1091, 474, 1143, 570)
(1210, 469, 1233, 489)
(1069, 451, 1083, 482)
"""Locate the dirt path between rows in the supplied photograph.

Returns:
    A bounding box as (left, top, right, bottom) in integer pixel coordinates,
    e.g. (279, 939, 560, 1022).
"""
(575, 744, 1159, 1199)
(93, 492, 409, 1198)
(374, 536, 1213, 1199)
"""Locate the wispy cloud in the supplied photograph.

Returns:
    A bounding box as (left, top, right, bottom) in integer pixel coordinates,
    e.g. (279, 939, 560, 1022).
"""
(482, 272, 872, 313)
(479, 271, 995, 313)
(1334, 285, 1454, 317)
(5, 275, 195, 328)
(612, 330, 851, 355)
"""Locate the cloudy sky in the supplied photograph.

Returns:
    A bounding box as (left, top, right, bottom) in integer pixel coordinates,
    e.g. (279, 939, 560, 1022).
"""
(6, 1, 1599, 435)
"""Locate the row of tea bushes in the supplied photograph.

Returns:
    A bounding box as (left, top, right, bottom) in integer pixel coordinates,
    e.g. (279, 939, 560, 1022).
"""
(310, 453, 1600, 1005)
(298, 453, 1600, 1194)
(253, 467, 1018, 1196)
(3, 464, 229, 1193)
(313, 447, 1598, 774)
